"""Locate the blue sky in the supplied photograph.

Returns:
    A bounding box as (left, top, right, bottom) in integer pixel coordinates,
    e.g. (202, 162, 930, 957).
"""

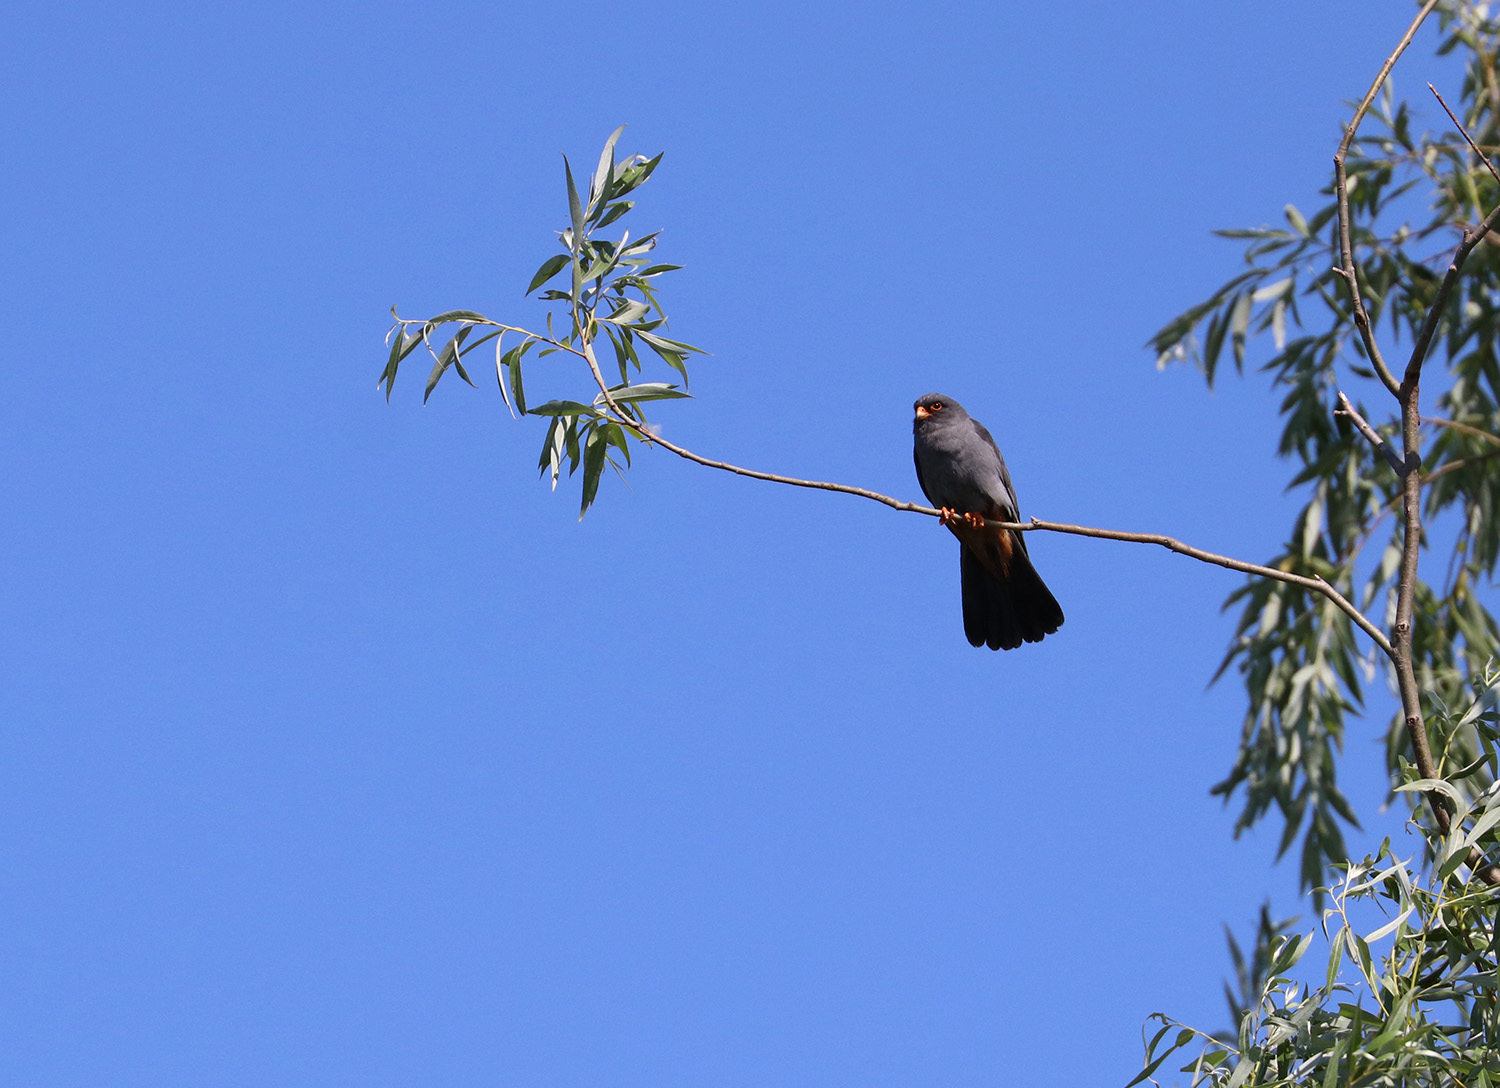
(0, 1, 1459, 1084)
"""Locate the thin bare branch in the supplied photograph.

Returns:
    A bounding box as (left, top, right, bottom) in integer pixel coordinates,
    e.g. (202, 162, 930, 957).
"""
(578, 334, 630, 422)
(1420, 448, 1500, 487)
(1430, 82, 1500, 187)
(513, 309, 1399, 663)
(1011, 518, 1394, 658)
(595, 406, 1397, 658)
(1423, 416, 1500, 446)
(1337, 391, 1409, 475)
(1334, 0, 1442, 399)
(627, 420, 956, 514)
(1402, 188, 1500, 396)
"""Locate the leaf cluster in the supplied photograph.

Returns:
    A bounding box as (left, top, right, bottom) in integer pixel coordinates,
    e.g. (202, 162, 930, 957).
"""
(1136, 860, 1500, 1087)
(1134, 690, 1500, 1086)
(378, 126, 705, 517)
(1133, 669, 1500, 1086)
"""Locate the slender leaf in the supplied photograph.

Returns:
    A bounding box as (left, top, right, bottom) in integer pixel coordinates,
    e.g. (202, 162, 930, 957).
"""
(527, 254, 571, 295)
(579, 423, 608, 518)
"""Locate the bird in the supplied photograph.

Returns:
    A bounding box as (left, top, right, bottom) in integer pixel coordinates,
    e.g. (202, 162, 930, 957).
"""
(912, 393, 1064, 650)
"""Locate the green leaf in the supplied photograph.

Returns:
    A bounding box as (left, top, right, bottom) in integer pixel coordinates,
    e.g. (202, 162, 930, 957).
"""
(603, 421, 632, 466)
(1122, 1047, 1176, 1088)
(603, 298, 651, 326)
(527, 254, 571, 295)
(507, 349, 526, 415)
(1123, 1022, 1179, 1088)
(564, 156, 584, 252)
(1269, 931, 1313, 977)
(588, 125, 626, 219)
(423, 326, 472, 403)
(612, 151, 663, 197)
(1324, 924, 1345, 990)
(1464, 802, 1500, 848)
(529, 399, 600, 417)
(537, 416, 563, 488)
(579, 423, 608, 518)
(498, 339, 535, 414)
(1230, 291, 1253, 371)
(425, 310, 491, 325)
(635, 329, 705, 356)
(579, 251, 618, 286)
(1393, 777, 1463, 802)
(1363, 906, 1413, 943)
(424, 343, 453, 403)
(605, 382, 691, 403)
(595, 201, 633, 229)
(1223, 1054, 1254, 1088)
(379, 329, 412, 401)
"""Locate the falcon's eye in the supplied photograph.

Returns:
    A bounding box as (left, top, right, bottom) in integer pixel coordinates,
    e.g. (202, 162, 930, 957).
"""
(929, 402, 943, 412)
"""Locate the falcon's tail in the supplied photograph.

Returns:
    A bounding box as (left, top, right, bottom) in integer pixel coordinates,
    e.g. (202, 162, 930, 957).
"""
(960, 539, 1064, 651)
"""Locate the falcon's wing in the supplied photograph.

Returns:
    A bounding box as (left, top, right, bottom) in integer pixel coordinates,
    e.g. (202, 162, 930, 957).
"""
(968, 418, 1019, 518)
(913, 448, 934, 507)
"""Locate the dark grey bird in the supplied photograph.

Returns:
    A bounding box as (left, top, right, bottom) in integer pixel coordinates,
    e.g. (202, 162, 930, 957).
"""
(912, 393, 1064, 650)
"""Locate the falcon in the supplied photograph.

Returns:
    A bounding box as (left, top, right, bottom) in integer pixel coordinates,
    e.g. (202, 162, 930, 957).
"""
(912, 393, 1064, 650)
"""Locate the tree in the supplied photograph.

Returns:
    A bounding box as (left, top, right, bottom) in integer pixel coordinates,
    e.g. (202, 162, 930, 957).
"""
(378, 2, 1500, 1082)
(1134, 0, 1500, 1081)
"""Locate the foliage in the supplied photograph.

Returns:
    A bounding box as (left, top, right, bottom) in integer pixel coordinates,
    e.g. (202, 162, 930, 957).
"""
(1130, 2, 1500, 1083)
(378, 125, 705, 518)
(1150, 1, 1500, 894)
(1134, 670, 1500, 1087)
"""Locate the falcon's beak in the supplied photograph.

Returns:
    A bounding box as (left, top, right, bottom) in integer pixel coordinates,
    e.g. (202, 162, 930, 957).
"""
(915, 406, 930, 421)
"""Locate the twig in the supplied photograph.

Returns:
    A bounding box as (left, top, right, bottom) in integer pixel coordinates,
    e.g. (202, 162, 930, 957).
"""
(1430, 83, 1500, 187)
(1333, 0, 1442, 400)
(1401, 200, 1500, 394)
(1337, 391, 1410, 475)
(1423, 416, 1500, 446)
(1404, 89, 1500, 394)
(1420, 448, 1500, 487)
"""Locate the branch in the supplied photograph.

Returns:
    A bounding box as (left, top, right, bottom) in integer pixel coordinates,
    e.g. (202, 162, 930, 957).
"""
(1422, 416, 1500, 446)
(1404, 92, 1500, 394)
(1323, 4, 1500, 882)
(1420, 447, 1500, 487)
(1336, 391, 1410, 475)
(595, 403, 1397, 658)
(1430, 82, 1500, 187)
(535, 313, 1398, 662)
(623, 423, 940, 514)
(1333, 0, 1442, 400)
(1356, 41, 1500, 884)
(1007, 518, 1394, 658)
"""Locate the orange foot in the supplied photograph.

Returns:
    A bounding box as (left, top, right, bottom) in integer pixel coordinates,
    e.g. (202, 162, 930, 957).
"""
(939, 507, 961, 527)
(962, 512, 988, 531)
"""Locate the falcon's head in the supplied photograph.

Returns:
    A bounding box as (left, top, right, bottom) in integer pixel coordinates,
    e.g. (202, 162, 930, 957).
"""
(913, 392, 968, 425)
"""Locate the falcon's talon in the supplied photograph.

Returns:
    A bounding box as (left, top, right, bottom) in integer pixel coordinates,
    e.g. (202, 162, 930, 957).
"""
(963, 512, 988, 531)
(938, 507, 961, 527)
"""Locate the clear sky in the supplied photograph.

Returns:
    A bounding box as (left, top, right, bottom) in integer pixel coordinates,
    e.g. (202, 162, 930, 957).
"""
(0, 1, 1457, 1084)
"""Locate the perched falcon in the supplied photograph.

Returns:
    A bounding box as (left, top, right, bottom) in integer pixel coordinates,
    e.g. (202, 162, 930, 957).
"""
(912, 393, 1064, 650)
